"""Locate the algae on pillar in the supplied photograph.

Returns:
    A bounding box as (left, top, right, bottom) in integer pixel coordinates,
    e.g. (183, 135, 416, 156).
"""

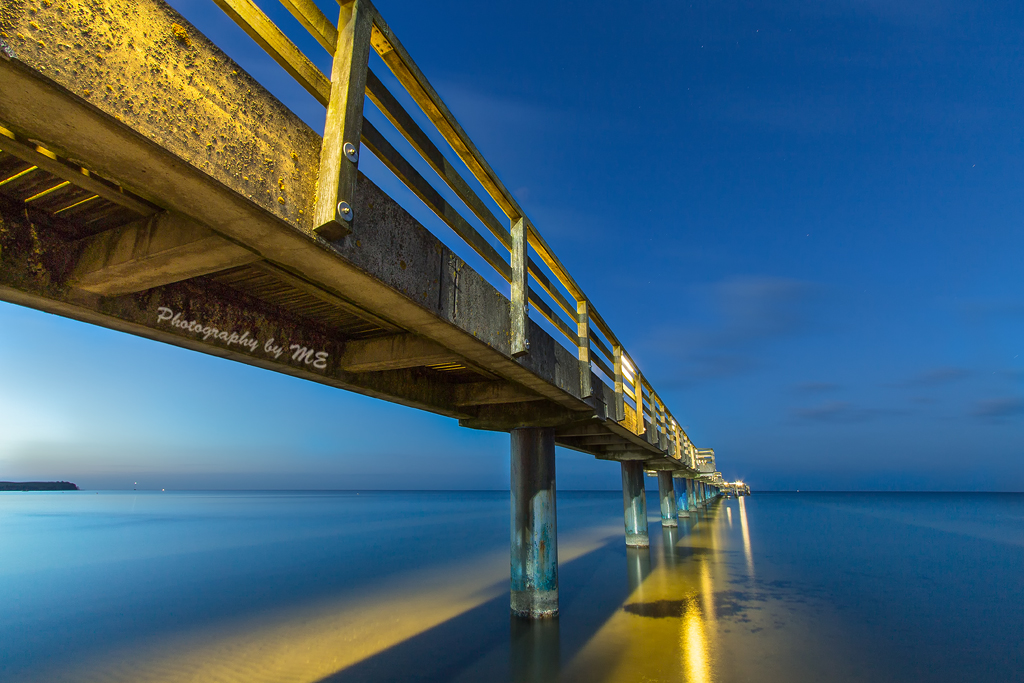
(673, 474, 689, 519)
(510, 427, 559, 618)
(657, 471, 677, 527)
(620, 461, 649, 547)
(687, 477, 698, 513)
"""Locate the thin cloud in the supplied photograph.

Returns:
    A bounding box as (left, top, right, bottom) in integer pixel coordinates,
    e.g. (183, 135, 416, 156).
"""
(645, 276, 823, 387)
(971, 397, 1024, 420)
(888, 366, 971, 388)
(909, 367, 971, 386)
(794, 401, 903, 423)
(794, 381, 840, 394)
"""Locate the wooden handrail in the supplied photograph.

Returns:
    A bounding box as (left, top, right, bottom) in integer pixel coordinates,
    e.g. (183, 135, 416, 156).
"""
(208, 0, 700, 460)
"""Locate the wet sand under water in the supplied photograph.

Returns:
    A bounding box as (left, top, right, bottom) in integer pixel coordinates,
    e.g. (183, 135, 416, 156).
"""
(1, 491, 1021, 682)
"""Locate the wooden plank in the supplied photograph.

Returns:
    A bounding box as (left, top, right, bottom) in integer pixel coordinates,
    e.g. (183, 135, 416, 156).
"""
(527, 255, 575, 320)
(528, 286, 578, 346)
(0, 128, 157, 216)
(510, 217, 528, 356)
(592, 354, 614, 383)
(364, 71, 512, 250)
(590, 331, 613, 367)
(577, 298, 592, 398)
(313, 0, 373, 240)
(278, 0, 338, 53)
(588, 305, 620, 349)
(212, 0, 331, 105)
(612, 344, 626, 422)
(525, 225, 584, 300)
(360, 121, 511, 280)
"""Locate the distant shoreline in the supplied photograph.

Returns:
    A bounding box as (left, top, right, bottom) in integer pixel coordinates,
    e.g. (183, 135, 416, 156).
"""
(0, 481, 80, 492)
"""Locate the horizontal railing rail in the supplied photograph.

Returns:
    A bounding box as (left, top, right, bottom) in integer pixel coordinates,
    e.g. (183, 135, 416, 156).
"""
(209, 0, 703, 467)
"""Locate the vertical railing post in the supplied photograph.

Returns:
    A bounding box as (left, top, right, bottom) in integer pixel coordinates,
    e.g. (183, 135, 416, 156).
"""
(650, 393, 660, 445)
(313, 0, 373, 241)
(612, 344, 626, 422)
(658, 401, 669, 451)
(510, 217, 529, 357)
(634, 371, 645, 437)
(576, 299, 592, 398)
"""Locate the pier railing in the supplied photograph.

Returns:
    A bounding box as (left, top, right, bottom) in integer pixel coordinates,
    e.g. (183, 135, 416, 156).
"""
(209, 0, 698, 467)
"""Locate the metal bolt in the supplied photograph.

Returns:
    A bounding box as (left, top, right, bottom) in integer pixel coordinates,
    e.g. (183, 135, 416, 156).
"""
(343, 142, 358, 163)
(337, 201, 353, 222)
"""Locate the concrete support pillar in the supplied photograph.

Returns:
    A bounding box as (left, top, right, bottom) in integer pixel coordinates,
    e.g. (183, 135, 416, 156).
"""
(510, 427, 558, 619)
(620, 461, 649, 547)
(657, 471, 677, 527)
(673, 476, 690, 519)
(687, 477, 697, 512)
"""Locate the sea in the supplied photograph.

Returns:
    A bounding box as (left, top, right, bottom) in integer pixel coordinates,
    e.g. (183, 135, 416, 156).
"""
(1, 491, 1022, 683)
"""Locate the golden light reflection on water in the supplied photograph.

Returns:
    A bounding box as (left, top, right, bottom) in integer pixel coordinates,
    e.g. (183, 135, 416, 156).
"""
(682, 598, 711, 683)
(738, 497, 755, 576)
(699, 556, 716, 621)
(35, 526, 620, 683)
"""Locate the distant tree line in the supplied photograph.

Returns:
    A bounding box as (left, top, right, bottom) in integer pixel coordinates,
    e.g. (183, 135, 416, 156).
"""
(0, 481, 80, 491)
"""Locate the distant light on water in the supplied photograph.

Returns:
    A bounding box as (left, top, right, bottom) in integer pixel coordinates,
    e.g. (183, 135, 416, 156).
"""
(738, 497, 754, 576)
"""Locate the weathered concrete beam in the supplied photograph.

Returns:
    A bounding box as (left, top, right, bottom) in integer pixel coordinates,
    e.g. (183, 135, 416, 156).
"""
(460, 402, 593, 431)
(643, 459, 683, 471)
(452, 381, 541, 407)
(71, 212, 259, 295)
(594, 450, 651, 462)
(339, 334, 459, 372)
(567, 435, 624, 446)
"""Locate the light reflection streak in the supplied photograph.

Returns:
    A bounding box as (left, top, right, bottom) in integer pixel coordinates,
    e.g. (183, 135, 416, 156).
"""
(681, 598, 711, 683)
(727, 507, 732, 526)
(699, 556, 716, 621)
(738, 496, 754, 576)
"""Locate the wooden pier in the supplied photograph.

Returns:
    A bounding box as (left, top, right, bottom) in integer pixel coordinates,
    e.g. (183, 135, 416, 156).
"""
(0, 0, 728, 617)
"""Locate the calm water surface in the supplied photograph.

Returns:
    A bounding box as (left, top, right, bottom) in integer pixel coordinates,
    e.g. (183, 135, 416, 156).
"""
(1, 491, 1022, 682)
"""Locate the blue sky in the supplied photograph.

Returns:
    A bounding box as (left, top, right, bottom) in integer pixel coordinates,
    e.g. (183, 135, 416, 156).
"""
(2, 0, 1023, 490)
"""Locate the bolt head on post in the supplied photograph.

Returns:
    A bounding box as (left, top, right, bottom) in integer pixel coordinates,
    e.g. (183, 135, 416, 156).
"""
(314, 201, 354, 242)
(336, 201, 353, 222)
(343, 142, 359, 163)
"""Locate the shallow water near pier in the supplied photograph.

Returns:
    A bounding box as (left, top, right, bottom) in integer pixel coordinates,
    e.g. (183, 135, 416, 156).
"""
(1, 491, 1022, 682)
